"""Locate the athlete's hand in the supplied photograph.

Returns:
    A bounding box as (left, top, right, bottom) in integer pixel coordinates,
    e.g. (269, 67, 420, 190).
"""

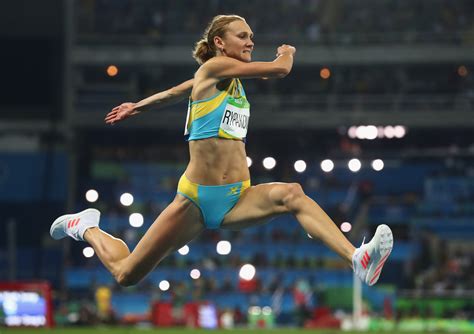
(104, 102, 140, 125)
(276, 44, 296, 57)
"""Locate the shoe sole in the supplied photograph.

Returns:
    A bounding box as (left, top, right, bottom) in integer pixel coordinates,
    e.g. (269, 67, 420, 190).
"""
(50, 208, 100, 240)
(366, 224, 393, 286)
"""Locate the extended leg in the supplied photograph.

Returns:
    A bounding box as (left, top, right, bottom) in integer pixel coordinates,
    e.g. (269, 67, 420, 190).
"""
(222, 183, 355, 266)
(56, 195, 204, 286)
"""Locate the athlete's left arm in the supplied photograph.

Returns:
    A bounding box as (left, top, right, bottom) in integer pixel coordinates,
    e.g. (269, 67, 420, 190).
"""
(134, 79, 194, 110)
(105, 79, 194, 125)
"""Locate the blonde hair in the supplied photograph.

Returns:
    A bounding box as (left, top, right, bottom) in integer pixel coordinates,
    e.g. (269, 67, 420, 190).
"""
(192, 15, 245, 65)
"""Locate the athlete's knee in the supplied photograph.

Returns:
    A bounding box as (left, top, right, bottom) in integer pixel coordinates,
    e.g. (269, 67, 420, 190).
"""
(281, 183, 306, 212)
(115, 267, 141, 287)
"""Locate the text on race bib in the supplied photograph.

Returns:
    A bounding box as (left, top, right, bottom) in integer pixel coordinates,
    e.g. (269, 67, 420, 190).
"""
(220, 102, 250, 138)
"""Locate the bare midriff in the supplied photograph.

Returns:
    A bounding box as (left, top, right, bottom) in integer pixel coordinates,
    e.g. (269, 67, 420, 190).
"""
(185, 138, 250, 185)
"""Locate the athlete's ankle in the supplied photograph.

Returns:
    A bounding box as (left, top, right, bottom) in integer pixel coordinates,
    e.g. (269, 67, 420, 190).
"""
(83, 227, 99, 241)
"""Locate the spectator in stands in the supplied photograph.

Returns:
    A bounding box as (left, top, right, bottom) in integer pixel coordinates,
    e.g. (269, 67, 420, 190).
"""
(51, 14, 392, 289)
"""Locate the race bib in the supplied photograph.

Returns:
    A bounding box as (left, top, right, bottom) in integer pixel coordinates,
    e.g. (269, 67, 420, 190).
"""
(220, 97, 250, 139)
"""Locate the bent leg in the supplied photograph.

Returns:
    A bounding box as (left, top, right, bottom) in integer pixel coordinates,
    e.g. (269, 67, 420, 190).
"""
(221, 183, 355, 266)
(84, 194, 204, 286)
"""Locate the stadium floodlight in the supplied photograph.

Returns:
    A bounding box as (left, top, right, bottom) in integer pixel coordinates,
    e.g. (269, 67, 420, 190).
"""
(321, 159, 334, 172)
(371, 159, 384, 171)
(120, 192, 134, 206)
(384, 126, 395, 139)
(377, 126, 385, 138)
(85, 189, 99, 203)
(365, 125, 378, 140)
(83, 247, 95, 258)
(340, 222, 352, 233)
(239, 264, 256, 281)
(294, 160, 307, 173)
(246, 156, 253, 167)
(190, 269, 201, 279)
(348, 126, 357, 139)
(216, 240, 231, 255)
(262, 157, 276, 170)
(129, 213, 144, 228)
(356, 126, 366, 139)
(394, 125, 406, 138)
(178, 245, 189, 255)
(348, 159, 361, 172)
(159, 280, 170, 291)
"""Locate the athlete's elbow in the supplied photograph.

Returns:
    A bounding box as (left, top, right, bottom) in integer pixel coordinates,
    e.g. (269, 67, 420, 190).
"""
(273, 66, 292, 78)
(266, 67, 290, 79)
(276, 69, 290, 78)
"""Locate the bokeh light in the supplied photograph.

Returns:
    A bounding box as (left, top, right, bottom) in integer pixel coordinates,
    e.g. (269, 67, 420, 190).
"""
(340, 222, 352, 233)
(246, 156, 252, 167)
(216, 240, 231, 255)
(294, 160, 307, 173)
(348, 159, 361, 172)
(190, 269, 201, 279)
(159, 280, 170, 291)
(83, 247, 95, 258)
(372, 159, 385, 171)
(107, 65, 118, 77)
(178, 245, 189, 255)
(263, 157, 276, 170)
(239, 264, 256, 281)
(85, 189, 99, 203)
(320, 67, 331, 79)
(321, 159, 334, 172)
(120, 193, 134, 206)
(129, 213, 143, 228)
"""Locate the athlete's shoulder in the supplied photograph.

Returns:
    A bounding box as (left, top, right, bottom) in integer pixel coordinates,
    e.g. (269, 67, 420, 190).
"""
(201, 56, 244, 74)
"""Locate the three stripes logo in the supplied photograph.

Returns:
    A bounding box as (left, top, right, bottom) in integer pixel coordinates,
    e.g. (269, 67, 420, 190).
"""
(360, 251, 370, 269)
(67, 218, 81, 228)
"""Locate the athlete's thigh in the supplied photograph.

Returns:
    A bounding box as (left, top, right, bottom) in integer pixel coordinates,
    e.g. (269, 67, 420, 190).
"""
(123, 194, 205, 273)
(221, 182, 289, 230)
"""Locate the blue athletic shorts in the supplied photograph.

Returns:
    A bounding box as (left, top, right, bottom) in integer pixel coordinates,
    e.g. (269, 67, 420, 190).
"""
(177, 173, 251, 229)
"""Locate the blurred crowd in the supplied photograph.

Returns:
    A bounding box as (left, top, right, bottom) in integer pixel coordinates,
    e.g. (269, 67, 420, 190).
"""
(76, 0, 474, 45)
(76, 63, 473, 117)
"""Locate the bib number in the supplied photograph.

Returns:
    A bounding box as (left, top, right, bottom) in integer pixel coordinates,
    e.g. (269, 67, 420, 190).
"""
(220, 99, 250, 138)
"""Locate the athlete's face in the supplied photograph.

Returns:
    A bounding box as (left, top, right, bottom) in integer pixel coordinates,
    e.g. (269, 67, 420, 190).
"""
(218, 20, 254, 62)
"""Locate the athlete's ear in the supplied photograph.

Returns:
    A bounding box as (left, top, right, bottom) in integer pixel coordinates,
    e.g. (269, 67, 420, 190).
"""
(214, 36, 225, 53)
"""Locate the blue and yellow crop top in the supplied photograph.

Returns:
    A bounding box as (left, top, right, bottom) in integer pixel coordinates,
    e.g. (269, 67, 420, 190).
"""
(184, 78, 250, 141)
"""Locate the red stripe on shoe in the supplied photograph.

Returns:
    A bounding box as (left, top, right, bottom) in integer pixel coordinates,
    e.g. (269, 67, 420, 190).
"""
(363, 252, 370, 263)
(74, 218, 80, 227)
(369, 271, 381, 285)
(374, 251, 391, 274)
(69, 219, 77, 229)
(369, 251, 391, 284)
(361, 258, 367, 269)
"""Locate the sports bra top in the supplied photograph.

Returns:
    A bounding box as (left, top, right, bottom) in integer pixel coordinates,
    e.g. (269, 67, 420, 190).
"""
(184, 78, 250, 141)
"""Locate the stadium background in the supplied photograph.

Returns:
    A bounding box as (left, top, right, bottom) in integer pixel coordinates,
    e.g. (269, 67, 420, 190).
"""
(0, 0, 473, 332)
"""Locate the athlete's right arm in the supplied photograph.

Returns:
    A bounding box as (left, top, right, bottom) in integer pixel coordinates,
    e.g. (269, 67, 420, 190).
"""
(105, 79, 194, 125)
(204, 44, 296, 80)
